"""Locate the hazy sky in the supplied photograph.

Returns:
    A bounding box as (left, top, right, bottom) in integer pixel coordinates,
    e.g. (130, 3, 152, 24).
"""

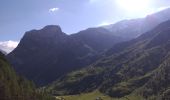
(0, 0, 170, 42)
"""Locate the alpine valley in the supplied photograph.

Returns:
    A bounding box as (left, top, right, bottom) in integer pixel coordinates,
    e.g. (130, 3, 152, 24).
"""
(4, 8, 170, 100)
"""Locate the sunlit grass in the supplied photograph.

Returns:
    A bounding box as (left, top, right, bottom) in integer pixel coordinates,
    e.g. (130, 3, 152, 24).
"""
(55, 91, 143, 100)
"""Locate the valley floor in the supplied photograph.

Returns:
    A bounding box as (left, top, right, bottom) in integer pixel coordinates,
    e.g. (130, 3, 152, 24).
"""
(55, 91, 143, 100)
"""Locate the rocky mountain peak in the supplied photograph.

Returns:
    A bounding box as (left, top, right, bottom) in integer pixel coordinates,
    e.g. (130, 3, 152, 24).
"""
(24, 25, 65, 39)
(42, 25, 63, 34)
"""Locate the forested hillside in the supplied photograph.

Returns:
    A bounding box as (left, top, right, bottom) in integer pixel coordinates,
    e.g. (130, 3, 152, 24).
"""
(46, 20, 170, 100)
(0, 52, 55, 100)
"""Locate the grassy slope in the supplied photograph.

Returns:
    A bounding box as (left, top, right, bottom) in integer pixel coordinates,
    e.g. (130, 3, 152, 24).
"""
(56, 91, 143, 100)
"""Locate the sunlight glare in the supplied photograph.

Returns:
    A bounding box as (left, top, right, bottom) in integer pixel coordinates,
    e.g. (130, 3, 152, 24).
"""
(116, 0, 151, 12)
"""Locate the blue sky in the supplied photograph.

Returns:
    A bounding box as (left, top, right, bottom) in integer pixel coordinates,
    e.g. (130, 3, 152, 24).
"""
(0, 0, 170, 53)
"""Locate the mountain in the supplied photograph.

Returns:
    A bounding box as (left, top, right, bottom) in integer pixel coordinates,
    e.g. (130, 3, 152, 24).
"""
(0, 51, 55, 100)
(7, 25, 123, 86)
(46, 20, 170, 100)
(0, 49, 7, 55)
(71, 28, 122, 52)
(104, 8, 170, 39)
(7, 8, 170, 87)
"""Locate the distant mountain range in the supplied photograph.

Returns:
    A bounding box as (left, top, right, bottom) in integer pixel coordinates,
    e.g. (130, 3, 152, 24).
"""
(104, 8, 170, 39)
(46, 19, 170, 100)
(6, 8, 170, 100)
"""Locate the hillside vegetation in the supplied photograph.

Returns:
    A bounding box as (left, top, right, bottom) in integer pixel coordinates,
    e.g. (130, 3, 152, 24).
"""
(0, 52, 55, 100)
(56, 91, 143, 100)
(46, 20, 170, 100)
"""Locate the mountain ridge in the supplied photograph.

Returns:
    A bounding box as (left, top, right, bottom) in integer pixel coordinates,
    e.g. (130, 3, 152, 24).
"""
(46, 20, 170, 100)
(7, 25, 123, 86)
(104, 8, 170, 39)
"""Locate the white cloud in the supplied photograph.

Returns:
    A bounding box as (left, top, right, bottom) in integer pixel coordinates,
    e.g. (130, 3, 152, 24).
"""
(89, 0, 113, 4)
(89, 0, 102, 4)
(89, 0, 97, 3)
(97, 21, 112, 26)
(49, 7, 59, 12)
(0, 41, 19, 54)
